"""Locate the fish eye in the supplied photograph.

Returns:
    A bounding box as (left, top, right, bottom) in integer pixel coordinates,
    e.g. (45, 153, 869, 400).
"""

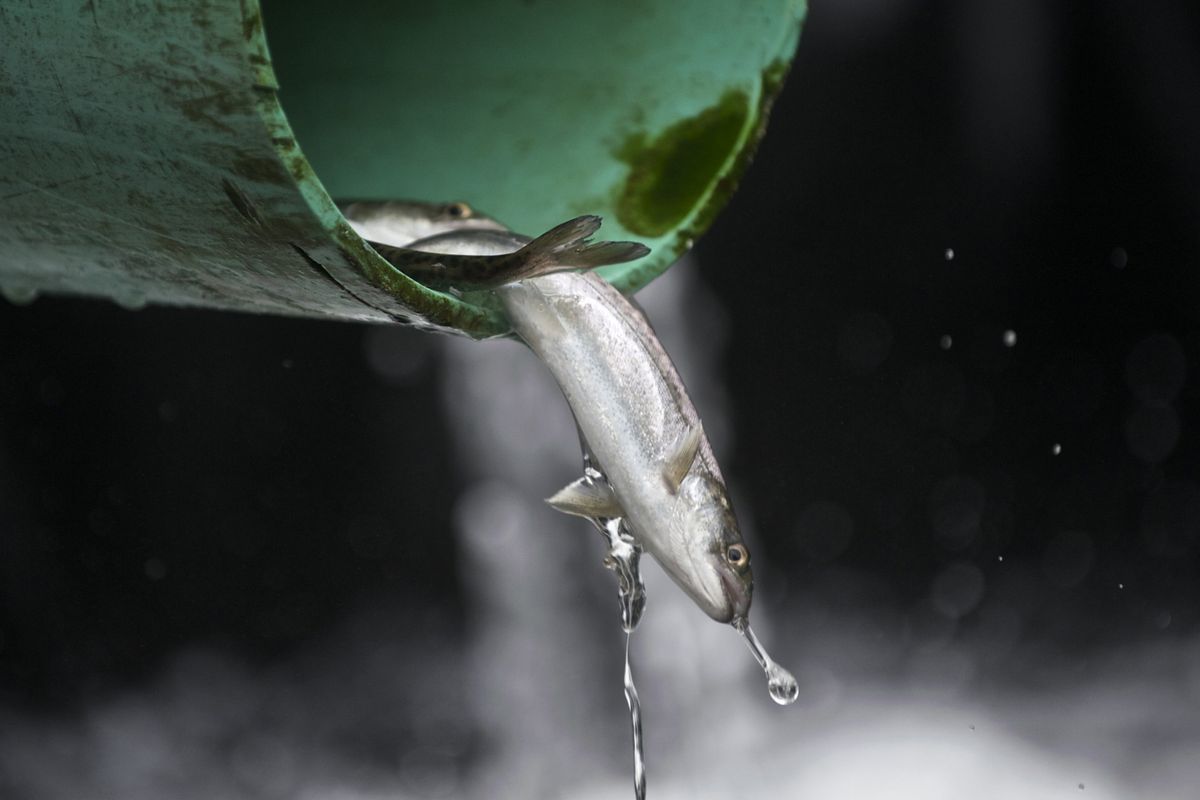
(725, 545, 748, 568)
(444, 201, 471, 219)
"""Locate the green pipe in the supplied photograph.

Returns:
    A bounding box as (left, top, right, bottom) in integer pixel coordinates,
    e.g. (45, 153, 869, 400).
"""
(0, 1, 805, 337)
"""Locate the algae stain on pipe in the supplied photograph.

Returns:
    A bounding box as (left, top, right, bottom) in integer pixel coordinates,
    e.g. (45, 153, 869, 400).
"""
(614, 90, 751, 238)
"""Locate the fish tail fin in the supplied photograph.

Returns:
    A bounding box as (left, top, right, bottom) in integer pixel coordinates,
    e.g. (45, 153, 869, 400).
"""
(514, 216, 649, 280)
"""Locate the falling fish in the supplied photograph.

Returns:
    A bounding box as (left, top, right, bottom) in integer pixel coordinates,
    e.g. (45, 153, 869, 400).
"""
(398, 226, 754, 624)
(340, 200, 648, 291)
(505, 272, 755, 623)
(341, 201, 797, 701)
(341, 201, 751, 624)
(344, 202, 797, 800)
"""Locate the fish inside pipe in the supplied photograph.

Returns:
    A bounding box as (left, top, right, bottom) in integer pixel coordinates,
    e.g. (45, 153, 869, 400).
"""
(339, 199, 647, 291)
(338, 199, 508, 245)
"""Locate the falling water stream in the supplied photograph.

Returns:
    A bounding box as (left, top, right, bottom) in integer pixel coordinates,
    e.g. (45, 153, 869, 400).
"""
(588, 499, 647, 798)
(580, 458, 799, 799)
(578, 452, 649, 800)
(622, 633, 645, 800)
(594, 513, 646, 799)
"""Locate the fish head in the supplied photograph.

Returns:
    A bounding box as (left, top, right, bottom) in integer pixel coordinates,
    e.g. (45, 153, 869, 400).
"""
(339, 200, 508, 246)
(665, 474, 754, 623)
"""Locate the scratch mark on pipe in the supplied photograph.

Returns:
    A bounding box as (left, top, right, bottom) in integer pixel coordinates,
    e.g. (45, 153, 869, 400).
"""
(290, 243, 403, 322)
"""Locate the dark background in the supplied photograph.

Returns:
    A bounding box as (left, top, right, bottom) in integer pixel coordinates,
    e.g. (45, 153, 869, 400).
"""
(3, 0, 1199, 711)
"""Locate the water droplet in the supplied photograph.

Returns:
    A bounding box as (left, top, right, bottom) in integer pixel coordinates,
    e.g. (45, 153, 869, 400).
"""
(768, 673, 799, 705)
(944, 248, 955, 261)
(1, 283, 39, 306)
(1002, 329, 1017, 347)
(1052, 443, 1062, 455)
(733, 618, 799, 705)
(940, 334, 953, 350)
(1078, 783, 1086, 791)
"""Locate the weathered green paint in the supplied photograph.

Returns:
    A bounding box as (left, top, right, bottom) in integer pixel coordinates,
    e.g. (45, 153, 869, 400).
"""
(1, 0, 806, 337)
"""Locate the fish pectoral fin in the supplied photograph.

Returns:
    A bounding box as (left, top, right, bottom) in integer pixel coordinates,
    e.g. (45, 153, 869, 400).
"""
(662, 424, 703, 494)
(546, 477, 623, 519)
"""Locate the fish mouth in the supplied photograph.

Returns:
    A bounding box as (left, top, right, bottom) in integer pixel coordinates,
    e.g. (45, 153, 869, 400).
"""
(681, 567, 734, 623)
(676, 561, 738, 623)
(665, 531, 748, 622)
(718, 569, 752, 622)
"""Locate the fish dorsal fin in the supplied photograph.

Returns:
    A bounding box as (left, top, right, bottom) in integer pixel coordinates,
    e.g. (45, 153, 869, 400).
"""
(546, 477, 623, 519)
(662, 424, 702, 494)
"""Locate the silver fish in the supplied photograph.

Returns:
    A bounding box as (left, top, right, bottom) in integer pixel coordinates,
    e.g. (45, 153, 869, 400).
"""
(337, 199, 506, 245)
(339, 201, 647, 290)
(506, 272, 753, 623)
(404, 225, 754, 624)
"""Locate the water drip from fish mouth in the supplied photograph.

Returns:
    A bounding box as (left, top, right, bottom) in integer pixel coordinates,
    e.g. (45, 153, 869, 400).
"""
(733, 617, 800, 706)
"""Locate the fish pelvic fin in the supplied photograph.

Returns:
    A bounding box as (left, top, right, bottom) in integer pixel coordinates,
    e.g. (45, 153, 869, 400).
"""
(546, 477, 623, 519)
(662, 424, 703, 494)
(512, 216, 649, 282)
